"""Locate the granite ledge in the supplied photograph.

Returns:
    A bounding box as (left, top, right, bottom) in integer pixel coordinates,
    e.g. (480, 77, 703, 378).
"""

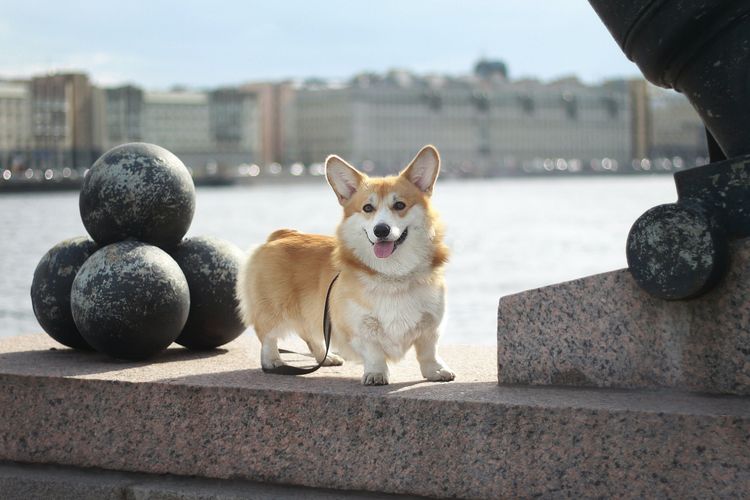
(0, 460, 417, 499)
(498, 237, 750, 395)
(1, 334, 749, 499)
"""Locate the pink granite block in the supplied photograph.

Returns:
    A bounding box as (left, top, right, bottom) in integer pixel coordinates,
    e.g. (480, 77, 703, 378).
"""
(498, 238, 750, 395)
(1, 334, 749, 498)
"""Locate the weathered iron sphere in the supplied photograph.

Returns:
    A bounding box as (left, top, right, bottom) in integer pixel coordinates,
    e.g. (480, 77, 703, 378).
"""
(626, 202, 728, 300)
(71, 241, 190, 360)
(79, 142, 195, 250)
(31, 236, 98, 349)
(171, 236, 246, 349)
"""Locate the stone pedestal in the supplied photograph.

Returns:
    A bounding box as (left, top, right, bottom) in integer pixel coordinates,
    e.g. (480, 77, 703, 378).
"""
(497, 238, 750, 395)
(1, 334, 749, 498)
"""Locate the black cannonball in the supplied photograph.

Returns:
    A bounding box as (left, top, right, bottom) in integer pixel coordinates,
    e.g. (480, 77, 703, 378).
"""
(79, 143, 195, 250)
(171, 236, 246, 349)
(31, 236, 98, 350)
(626, 202, 728, 300)
(71, 241, 190, 360)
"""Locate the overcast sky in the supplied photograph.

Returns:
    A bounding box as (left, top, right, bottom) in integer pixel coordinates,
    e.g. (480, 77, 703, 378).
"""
(0, 0, 641, 89)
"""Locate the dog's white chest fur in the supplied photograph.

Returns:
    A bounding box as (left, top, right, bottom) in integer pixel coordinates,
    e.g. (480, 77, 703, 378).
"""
(343, 275, 444, 361)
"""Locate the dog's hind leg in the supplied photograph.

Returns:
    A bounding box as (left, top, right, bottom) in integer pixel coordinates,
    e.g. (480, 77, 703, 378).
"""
(306, 341, 344, 366)
(300, 326, 344, 366)
(255, 325, 286, 370)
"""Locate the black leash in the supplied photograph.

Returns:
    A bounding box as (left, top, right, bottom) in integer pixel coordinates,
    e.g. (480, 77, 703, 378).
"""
(262, 273, 339, 375)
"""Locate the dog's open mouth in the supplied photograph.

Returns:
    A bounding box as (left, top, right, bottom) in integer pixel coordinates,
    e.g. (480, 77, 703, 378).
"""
(372, 229, 408, 259)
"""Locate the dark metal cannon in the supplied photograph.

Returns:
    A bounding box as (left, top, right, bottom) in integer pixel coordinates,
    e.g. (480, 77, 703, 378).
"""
(589, 0, 750, 299)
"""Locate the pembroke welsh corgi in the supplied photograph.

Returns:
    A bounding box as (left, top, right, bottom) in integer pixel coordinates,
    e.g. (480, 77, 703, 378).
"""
(236, 145, 454, 385)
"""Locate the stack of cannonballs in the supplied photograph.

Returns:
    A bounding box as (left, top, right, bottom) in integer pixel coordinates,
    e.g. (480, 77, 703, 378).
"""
(30, 143, 246, 360)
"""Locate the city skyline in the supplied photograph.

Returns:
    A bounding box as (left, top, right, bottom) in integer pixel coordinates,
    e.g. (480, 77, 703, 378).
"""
(0, 67, 707, 180)
(0, 1, 641, 89)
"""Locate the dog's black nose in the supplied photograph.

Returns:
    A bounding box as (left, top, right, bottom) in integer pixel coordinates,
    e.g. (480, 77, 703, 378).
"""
(373, 223, 391, 239)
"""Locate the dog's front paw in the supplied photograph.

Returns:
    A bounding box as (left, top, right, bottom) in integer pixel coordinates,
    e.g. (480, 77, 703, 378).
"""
(261, 358, 286, 370)
(362, 372, 389, 386)
(322, 353, 344, 366)
(424, 366, 455, 382)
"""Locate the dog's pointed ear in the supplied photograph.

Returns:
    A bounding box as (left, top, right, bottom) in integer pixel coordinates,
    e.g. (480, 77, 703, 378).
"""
(326, 154, 364, 205)
(401, 145, 440, 195)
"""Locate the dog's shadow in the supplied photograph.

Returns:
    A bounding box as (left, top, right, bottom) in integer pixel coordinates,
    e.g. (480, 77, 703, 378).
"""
(2, 338, 472, 394)
(167, 366, 458, 396)
(0, 345, 228, 378)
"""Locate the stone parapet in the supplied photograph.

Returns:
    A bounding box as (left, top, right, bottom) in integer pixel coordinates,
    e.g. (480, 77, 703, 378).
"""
(1, 335, 749, 498)
(497, 238, 750, 395)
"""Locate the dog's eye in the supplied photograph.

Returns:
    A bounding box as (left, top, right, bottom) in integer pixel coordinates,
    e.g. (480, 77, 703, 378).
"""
(393, 201, 406, 211)
(363, 204, 375, 213)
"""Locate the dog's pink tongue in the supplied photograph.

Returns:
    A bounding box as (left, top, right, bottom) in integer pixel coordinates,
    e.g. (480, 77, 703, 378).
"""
(374, 241, 395, 258)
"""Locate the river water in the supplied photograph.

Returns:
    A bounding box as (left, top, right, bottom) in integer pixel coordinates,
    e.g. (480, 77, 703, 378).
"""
(0, 176, 676, 345)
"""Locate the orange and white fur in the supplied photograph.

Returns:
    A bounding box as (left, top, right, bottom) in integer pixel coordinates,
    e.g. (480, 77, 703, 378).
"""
(236, 145, 454, 385)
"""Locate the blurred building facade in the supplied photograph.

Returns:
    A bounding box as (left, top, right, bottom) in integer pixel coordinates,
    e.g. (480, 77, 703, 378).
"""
(93, 86, 262, 173)
(647, 85, 707, 160)
(0, 62, 708, 175)
(29, 73, 96, 170)
(0, 81, 31, 171)
(141, 90, 213, 169)
(241, 82, 294, 167)
(284, 69, 634, 175)
(92, 85, 143, 149)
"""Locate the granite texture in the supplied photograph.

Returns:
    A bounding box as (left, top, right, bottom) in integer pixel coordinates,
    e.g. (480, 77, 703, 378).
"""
(0, 461, 413, 499)
(1, 334, 750, 498)
(498, 237, 750, 395)
(0, 462, 127, 500)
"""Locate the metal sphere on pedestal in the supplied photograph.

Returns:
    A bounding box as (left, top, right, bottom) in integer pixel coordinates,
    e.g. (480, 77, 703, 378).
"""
(71, 241, 190, 360)
(79, 142, 195, 250)
(171, 236, 246, 349)
(31, 236, 98, 350)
